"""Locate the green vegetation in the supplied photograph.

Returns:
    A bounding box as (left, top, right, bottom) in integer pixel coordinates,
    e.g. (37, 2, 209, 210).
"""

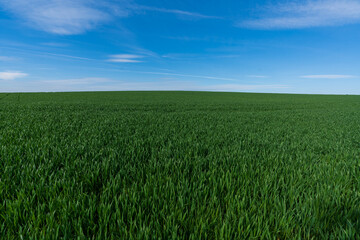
(0, 91, 359, 239)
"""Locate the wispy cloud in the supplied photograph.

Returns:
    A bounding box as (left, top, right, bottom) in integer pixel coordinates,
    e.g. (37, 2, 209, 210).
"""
(0, 0, 217, 35)
(43, 52, 93, 61)
(0, 56, 17, 61)
(9, 79, 287, 92)
(247, 75, 268, 78)
(204, 84, 289, 92)
(42, 42, 70, 47)
(105, 82, 287, 92)
(0, 0, 113, 34)
(0, 44, 93, 61)
(108, 54, 144, 63)
(116, 69, 270, 82)
(2, 77, 113, 92)
(119, 70, 240, 82)
(135, 5, 220, 19)
(41, 78, 111, 86)
(240, 0, 360, 29)
(0, 71, 28, 80)
(301, 75, 356, 79)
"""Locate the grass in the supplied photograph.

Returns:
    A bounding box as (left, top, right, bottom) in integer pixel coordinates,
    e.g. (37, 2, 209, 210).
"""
(0, 91, 359, 239)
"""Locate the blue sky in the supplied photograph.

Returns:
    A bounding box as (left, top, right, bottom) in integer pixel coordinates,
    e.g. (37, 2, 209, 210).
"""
(1, 0, 360, 93)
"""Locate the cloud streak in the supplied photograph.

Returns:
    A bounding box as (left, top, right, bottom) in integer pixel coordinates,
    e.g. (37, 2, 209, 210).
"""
(0, 56, 17, 61)
(41, 77, 111, 85)
(0, 0, 113, 35)
(0, 0, 217, 35)
(0, 71, 28, 80)
(118, 70, 240, 82)
(108, 54, 144, 63)
(247, 75, 268, 78)
(240, 0, 360, 29)
(204, 84, 288, 92)
(135, 5, 220, 19)
(301, 74, 356, 79)
(2, 78, 288, 92)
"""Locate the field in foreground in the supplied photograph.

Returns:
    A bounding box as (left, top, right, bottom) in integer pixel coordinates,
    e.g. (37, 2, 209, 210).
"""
(0, 91, 359, 239)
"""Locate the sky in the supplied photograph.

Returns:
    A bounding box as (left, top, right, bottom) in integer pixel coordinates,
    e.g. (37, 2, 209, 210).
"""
(1, 0, 360, 94)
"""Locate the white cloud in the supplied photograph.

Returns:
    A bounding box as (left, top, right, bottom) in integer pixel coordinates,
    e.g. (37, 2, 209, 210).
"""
(1, 77, 112, 92)
(0, 0, 217, 35)
(301, 75, 356, 79)
(108, 54, 144, 63)
(240, 0, 360, 29)
(0, 72, 289, 93)
(0, 71, 28, 80)
(0, 0, 113, 35)
(111, 54, 144, 59)
(23, 81, 287, 92)
(109, 59, 142, 63)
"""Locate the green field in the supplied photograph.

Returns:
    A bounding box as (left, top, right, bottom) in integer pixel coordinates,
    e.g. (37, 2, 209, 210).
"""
(0, 91, 359, 239)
